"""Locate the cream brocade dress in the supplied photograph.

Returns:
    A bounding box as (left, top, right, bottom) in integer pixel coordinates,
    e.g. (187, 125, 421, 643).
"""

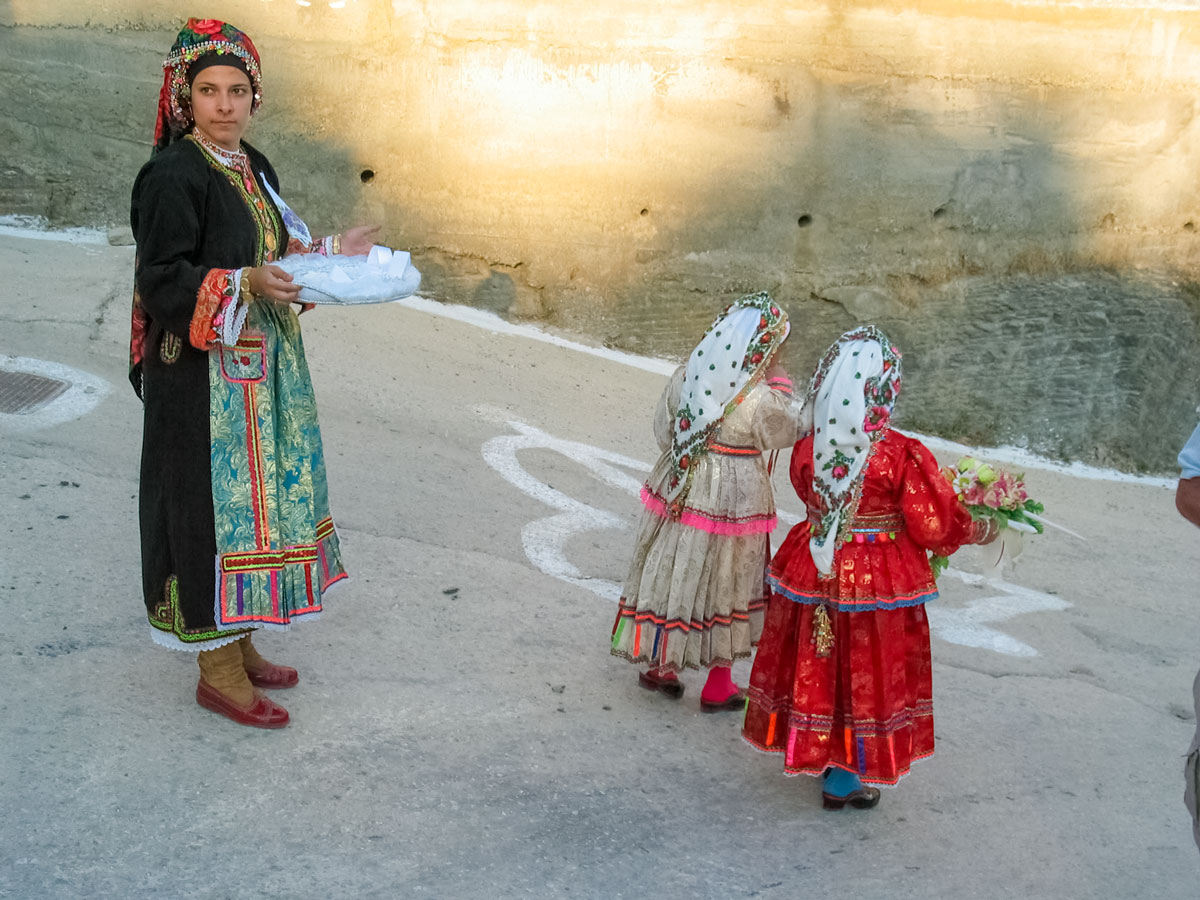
(611, 366, 810, 673)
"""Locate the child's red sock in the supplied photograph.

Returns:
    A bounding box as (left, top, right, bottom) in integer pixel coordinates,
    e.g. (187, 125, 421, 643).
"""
(701, 665, 738, 703)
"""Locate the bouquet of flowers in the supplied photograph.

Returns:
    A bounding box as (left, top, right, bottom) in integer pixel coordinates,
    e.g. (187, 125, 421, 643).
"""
(930, 456, 1044, 578)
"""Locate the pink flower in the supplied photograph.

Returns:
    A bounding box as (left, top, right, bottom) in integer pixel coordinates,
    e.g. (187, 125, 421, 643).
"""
(863, 405, 890, 433)
(831, 465, 849, 480)
(961, 485, 980, 505)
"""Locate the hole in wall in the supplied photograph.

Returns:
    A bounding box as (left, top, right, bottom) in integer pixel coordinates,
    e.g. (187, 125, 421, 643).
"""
(932, 206, 947, 219)
(1185, 221, 1195, 232)
(797, 214, 812, 228)
(360, 169, 376, 184)
(640, 208, 649, 216)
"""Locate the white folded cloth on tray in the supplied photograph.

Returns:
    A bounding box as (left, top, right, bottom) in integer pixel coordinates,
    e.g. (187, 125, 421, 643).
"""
(272, 245, 422, 305)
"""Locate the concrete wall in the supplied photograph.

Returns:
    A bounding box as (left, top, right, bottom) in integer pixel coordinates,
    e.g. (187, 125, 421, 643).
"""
(2, 0, 1198, 470)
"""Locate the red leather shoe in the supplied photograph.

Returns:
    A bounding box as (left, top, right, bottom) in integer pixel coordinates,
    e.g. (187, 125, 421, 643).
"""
(245, 662, 299, 689)
(638, 669, 684, 699)
(196, 679, 290, 729)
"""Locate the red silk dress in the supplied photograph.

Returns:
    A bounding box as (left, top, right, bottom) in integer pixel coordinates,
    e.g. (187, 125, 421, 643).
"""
(743, 429, 974, 785)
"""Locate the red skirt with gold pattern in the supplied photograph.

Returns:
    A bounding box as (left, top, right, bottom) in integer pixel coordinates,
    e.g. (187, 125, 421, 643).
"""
(742, 593, 935, 785)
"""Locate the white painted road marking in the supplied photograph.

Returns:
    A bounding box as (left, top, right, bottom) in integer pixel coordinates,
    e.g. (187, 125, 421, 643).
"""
(482, 419, 1070, 657)
(481, 420, 649, 601)
(928, 568, 1072, 658)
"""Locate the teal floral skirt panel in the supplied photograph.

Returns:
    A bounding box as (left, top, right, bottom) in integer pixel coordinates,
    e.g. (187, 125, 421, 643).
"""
(208, 301, 346, 630)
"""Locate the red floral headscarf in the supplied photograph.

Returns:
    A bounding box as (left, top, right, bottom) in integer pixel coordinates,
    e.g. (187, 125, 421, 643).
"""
(152, 18, 263, 154)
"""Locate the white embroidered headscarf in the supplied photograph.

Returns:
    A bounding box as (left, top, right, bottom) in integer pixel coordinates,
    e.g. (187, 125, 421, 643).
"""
(807, 325, 902, 577)
(666, 292, 790, 502)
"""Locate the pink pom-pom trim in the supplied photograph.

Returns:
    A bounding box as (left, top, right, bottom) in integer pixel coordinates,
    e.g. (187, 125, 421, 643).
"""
(640, 485, 777, 536)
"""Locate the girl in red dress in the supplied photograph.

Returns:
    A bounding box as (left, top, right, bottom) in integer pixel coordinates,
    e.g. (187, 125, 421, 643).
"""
(742, 326, 995, 809)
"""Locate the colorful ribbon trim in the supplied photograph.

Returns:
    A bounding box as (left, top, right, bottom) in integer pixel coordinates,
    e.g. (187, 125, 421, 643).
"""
(767, 572, 938, 611)
(219, 516, 337, 573)
(614, 596, 766, 634)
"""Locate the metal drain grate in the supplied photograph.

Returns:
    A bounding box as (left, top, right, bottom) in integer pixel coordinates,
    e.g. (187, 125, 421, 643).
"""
(0, 370, 70, 414)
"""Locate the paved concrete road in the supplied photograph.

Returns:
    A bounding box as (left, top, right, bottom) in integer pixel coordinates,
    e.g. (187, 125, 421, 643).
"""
(1, 232, 1196, 899)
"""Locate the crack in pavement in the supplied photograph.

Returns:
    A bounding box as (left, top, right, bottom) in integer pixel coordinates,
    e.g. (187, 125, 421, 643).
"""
(89, 284, 126, 342)
(935, 657, 1191, 722)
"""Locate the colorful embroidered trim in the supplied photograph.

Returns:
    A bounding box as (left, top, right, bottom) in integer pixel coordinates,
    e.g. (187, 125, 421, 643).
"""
(190, 136, 285, 266)
(767, 572, 938, 611)
(848, 531, 896, 544)
(220, 545, 320, 573)
(148, 573, 252, 645)
(216, 516, 347, 628)
(160, 332, 182, 364)
(219, 334, 266, 384)
(190, 268, 237, 350)
(775, 702, 933, 738)
(241, 373, 271, 549)
(640, 484, 777, 536)
(777, 749, 936, 785)
(315, 517, 336, 541)
(740, 730, 934, 786)
(847, 513, 904, 533)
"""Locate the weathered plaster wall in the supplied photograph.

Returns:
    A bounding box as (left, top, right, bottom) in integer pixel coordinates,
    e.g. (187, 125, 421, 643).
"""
(2, 1, 1198, 470)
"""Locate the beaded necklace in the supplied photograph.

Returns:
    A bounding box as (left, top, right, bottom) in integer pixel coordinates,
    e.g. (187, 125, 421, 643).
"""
(188, 132, 283, 262)
(191, 127, 257, 194)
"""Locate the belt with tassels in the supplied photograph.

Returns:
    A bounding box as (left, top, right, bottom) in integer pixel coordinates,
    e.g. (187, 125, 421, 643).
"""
(706, 439, 761, 456)
(802, 512, 905, 657)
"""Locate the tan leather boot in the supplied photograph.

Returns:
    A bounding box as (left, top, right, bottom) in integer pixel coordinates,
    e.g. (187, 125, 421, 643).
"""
(238, 636, 299, 689)
(196, 641, 289, 728)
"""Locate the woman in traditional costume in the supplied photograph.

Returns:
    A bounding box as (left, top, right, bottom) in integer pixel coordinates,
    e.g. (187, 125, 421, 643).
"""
(130, 18, 375, 728)
(610, 293, 811, 710)
(742, 326, 996, 807)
